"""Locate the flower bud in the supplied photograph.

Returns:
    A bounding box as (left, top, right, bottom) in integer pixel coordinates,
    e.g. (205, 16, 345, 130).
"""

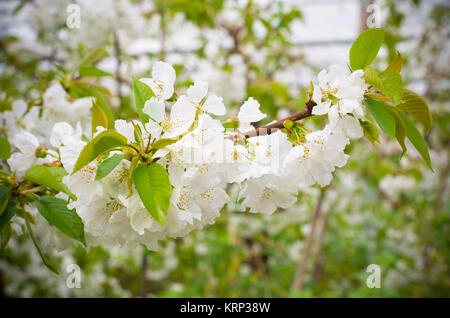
(35, 145, 48, 158)
(283, 120, 294, 129)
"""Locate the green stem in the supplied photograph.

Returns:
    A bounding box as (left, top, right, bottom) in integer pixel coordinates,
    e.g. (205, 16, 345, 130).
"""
(26, 220, 59, 274)
(20, 186, 46, 195)
(45, 152, 59, 159)
(130, 120, 145, 151)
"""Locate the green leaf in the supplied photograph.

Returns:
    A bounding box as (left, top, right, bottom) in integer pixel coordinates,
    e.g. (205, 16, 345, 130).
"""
(132, 77, 152, 124)
(92, 102, 109, 136)
(0, 136, 11, 159)
(0, 222, 12, 250)
(386, 51, 403, 72)
(35, 196, 86, 245)
(364, 66, 384, 90)
(132, 163, 172, 226)
(398, 89, 432, 134)
(222, 118, 239, 130)
(0, 201, 16, 232)
(395, 109, 432, 170)
(385, 104, 407, 155)
(364, 99, 396, 138)
(25, 165, 75, 200)
(78, 48, 108, 69)
(69, 82, 114, 126)
(378, 70, 403, 105)
(72, 130, 128, 174)
(127, 156, 139, 198)
(152, 137, 179, 150)
(95, 154, 125, 180)
(0, 184, 12, 215)
(79, 65, 112, 77)
(349, 28, 385, 70)
(364, 67, 403, 105)
(359, 119, 379, 145)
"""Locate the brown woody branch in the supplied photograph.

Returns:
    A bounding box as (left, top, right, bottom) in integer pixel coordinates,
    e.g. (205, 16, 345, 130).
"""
(230, 100, 317, 140)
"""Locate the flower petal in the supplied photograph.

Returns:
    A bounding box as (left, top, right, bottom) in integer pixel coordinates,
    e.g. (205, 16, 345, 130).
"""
(238, 97, 266, 123)
(12, 131, 39, 155)
(163, 95, 196, 139)
(143, 97, 165, 122)
(187, 80, 208, 104)
(114, 119, 135, 143)
(202, 94, 225, 116)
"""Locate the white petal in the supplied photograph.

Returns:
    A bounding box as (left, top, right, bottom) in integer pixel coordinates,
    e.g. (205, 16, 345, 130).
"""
(12, 131, 39, 155)
(153, 148, 170, 159)
(152, 61, 176, 86)
(11, 100, 27, 118)
(114, 119, 135, 143)
(187, 80, 208, 104)
(7, 152, 34, 175)
(152, 61, 176, 100)
(163, 95, 196, 139)
(23, 107, 40, 131)
(143, 97, 165, 122)
(43, 83, 67, 108)
(144, 120, 163, 140)
(129, 209, 153, 235)
(238, 97, 266, 123)
(202, 95, 225, 115)
(71, 97, 93, 114)
(238, 122, 254, 133)
(312, 100, 331, 115)
(50, 122, 74, 147)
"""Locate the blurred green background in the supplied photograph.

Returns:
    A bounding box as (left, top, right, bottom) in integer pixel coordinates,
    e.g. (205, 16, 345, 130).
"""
(0, 0, 448, 297)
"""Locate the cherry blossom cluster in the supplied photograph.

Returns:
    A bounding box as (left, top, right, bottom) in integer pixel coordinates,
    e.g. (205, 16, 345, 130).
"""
(1, 61, 367, 250)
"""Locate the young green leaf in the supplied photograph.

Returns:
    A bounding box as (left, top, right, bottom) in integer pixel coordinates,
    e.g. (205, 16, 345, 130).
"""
(79, 65, 112, 77)
(364, 99, 396, 138)
(0, 201, 16, 232)
(25, 165, 76, 200)
(152, 137, 180, 150)
(364, 66, 384, 90)
(385, 104, 407, 155)
(398, 89, 432, 134)
(72, 130, 128, 174)
(349, 28, 385, 70)
(132, 163, 172, 226)
(78, 48, 109, 69)
(35, 195, 86, 245)
(95, 154, 125, 180)
(127, 156, 139, 198)
(378, 70, 403, 105)
(0, 184, 12, 215)
(0, 136, 11, 159)
(132, 77, 153, 124)
(69, 82, 114, 126)
(92, 102, 109, 136)
(386, 51, 403, 72)
(0, 222, 12, 250)
(359, 119, 380, 145)
(395, 109, 432, 170)
(16, 207, 36, 224)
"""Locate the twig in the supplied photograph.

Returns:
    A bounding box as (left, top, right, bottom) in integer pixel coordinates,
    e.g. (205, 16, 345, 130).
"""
(140, 251, 149, 297)
(113, 30, 123, 104)
(229, 100, 316, 140)
(292, 187, 326, 292)
(312, 210, 329, 282)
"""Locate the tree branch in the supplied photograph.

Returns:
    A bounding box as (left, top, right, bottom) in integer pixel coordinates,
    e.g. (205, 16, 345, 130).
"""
(230, 100, 317, 140)
(292, 187, 326, 292)
(113, 30, 123, 104)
